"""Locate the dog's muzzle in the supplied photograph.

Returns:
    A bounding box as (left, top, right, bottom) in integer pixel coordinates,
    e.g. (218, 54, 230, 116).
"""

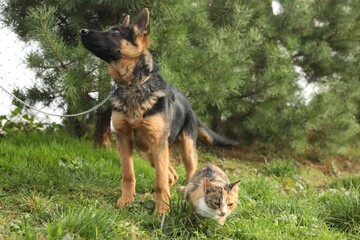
(80, 29, 89, 35)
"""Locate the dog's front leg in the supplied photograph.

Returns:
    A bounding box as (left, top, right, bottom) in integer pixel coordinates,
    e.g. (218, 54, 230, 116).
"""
(116, 132, 136, 208)
(152, 143, 170, 215)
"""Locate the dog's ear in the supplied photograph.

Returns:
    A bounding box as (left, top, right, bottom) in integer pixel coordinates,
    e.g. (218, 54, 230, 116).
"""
(122, 15, 130, 27)
(133, 8, 150, 36)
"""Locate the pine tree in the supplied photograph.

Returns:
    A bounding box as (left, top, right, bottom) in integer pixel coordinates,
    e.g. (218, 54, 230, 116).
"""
(151, 0, 303, 149)
(151, 0, 360, 154)
(267, 0, 360, 154)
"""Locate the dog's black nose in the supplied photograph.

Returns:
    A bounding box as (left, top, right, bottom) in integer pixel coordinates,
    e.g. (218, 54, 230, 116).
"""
(80, 29, 89, 35)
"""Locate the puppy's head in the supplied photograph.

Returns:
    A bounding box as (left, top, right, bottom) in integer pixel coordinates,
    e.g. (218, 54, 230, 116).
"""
(80, 8, 150, 63)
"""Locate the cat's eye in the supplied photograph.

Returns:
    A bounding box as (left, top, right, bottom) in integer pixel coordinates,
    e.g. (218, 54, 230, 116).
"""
(214, 202, 220, 207)
(227, 203, 234, 206)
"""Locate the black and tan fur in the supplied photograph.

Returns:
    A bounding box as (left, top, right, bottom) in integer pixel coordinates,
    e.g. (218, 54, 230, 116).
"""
(80, 8, 237, 215)
(178, 164, 240, 225)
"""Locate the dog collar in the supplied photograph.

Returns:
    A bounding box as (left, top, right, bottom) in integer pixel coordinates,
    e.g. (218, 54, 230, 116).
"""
(115, 74, 151, 88)
(138, 75, 151, 85)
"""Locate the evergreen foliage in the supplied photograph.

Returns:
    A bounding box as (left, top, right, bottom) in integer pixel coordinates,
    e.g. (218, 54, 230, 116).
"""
(2, 0, 360, 153)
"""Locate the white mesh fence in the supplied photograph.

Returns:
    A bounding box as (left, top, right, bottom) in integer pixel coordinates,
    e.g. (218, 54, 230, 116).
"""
(0, 22, 64, 126)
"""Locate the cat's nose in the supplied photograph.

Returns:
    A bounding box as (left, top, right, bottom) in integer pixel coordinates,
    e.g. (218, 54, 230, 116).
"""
(219, 211, 226, 217)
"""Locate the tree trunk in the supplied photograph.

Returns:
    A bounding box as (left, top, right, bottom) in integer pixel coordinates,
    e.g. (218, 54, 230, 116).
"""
(209, 106, 221, 132)
(94, 107, 112, 148)
(63, 116, 88, 138)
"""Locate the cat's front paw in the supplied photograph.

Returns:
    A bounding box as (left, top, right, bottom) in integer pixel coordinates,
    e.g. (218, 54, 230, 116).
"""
(176, 185, 186, 193)
(217, 217, 226, 226)
(117, 196, 134, 208)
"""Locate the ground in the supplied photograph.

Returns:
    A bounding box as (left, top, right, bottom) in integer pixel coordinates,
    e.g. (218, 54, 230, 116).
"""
(0, 131, 359, 239)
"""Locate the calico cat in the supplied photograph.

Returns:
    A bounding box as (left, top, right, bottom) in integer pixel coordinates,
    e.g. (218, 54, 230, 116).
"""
(178, 164, 240, 225)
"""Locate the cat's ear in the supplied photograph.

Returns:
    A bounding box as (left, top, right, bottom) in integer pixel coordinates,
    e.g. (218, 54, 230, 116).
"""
(203, 178, 213, 189)
(228, 180, 241, 190)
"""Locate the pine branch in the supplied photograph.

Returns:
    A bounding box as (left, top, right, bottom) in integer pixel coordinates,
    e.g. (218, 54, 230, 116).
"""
(186, 53, 219, 76)
(28, 6, 69, 70)
(239, 81, 276, 100)
(185, 38, 259, 77)
(278, 0, 295, 37)
(30, 61, 75, 70)
(39, 15, 68, 70)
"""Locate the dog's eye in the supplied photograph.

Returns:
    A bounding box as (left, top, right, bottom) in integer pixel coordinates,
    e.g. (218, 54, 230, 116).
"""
(111, 29, 121, 34)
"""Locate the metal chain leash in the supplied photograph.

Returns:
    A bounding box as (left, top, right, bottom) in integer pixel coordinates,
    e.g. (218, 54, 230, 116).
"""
(0, 83, 118, 117)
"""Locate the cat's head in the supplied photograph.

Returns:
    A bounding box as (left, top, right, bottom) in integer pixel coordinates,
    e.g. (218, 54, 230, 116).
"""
(203, 178, 240, 218)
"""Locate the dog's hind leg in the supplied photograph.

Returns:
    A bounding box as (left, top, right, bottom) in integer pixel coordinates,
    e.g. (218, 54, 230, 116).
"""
(179, 133, 198, 182)
(146, 151, 178, 188)
(116, 132, 136, 208)
(168, 162, 179, 188)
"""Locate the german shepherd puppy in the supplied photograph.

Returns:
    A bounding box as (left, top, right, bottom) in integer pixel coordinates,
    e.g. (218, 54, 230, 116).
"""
(80, 8, 237, 215)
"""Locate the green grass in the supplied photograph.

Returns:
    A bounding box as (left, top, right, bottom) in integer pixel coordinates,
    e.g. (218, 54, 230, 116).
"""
(1, 132, 360, 239)
(320, 178, 360, 236)
(263, 158, 298, 178)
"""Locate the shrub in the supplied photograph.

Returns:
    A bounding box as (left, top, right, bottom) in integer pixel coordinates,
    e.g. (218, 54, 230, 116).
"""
(319, 188, 360, 234)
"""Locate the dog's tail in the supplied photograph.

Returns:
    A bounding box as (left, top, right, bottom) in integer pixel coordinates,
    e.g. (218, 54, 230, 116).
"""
(197, 118, 238, 148)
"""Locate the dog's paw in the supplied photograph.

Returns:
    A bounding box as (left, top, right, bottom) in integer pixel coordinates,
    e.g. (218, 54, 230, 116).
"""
(117, 196, 134, 208)
(168, 174, 179, 188)
(154, 201, 169, 216)
(168, 167, 179, 188)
